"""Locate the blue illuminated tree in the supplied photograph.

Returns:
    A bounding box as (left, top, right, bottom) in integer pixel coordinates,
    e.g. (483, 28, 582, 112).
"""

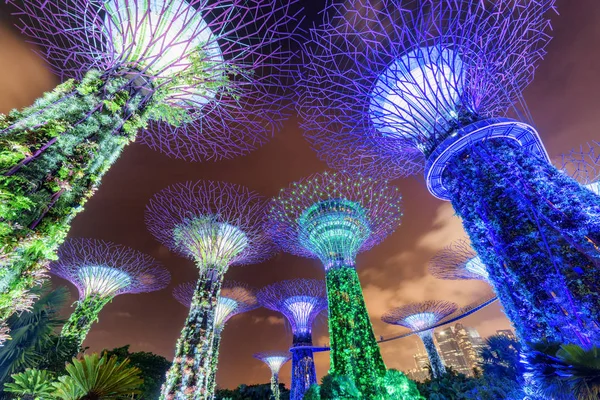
(0, 0, 298, 331)
(300, 0, 600, 346)
(49, 238, 170, 346)
(145, 180, 273, 399)
(267, 171, 402, 397)
(173, 280, 258, 398)
(253, 351, 292, 400)
(429, 239, 489, 282)
(257, 279, 327, 400)
(382, 301, 457, 378)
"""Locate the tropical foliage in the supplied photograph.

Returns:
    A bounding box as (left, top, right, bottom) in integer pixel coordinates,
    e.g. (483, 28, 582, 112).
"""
(3, 353, 143, 400)
(523, 342, 600, 400)
(0, 285, 76, 385)
(299, 370, 422, 400)
(102, 345, 170, 399)
(4, 369, 56, 398)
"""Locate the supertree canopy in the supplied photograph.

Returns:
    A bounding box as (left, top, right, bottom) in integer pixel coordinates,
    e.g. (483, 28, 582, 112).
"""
(382, 301, 457, 378)
(173, 280, 258, 398)
(301, 0, 600, 346)
(0, 0, 298, 332)
(146, 180, 273, 399)
(257, 279, 327, 400)
(49, 238, 170, 345)
(253, 351, 292, 400)
(268, 171, 402, 397)
(429, 239, 489, 282)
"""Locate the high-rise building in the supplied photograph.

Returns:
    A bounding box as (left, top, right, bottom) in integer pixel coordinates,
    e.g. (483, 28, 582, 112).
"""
(496, 329, 517, 341)
(434, 326, 471, 376)
(406, 367, 429, 382)
(408, 351, 431, 382)
(455, 323, 486, 374)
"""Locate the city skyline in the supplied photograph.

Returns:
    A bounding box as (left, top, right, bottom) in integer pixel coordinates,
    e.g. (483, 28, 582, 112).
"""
(407, 326, 516, 381)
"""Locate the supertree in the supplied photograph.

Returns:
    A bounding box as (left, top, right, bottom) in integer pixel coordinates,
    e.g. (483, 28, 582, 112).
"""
(49, 238, 170, 345)
(145, 180, 273, 399)
(429, 239, 489, 282)
(173, 280, 258, 398)
(267, 171, 402, 397)
(257, 279, 327, 400)
(253, 351, 292, 400)
(0, 0, 298, 330)
(382, 301, 458, 378)
(300, 0, 600, 346)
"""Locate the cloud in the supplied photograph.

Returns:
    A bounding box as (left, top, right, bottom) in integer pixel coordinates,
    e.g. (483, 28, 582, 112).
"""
(251, 315, 285, 326)
(115, 311, 132, 318)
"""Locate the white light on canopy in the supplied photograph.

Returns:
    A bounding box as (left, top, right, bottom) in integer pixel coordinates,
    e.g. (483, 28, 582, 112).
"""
(465, 256, 489, 281)
(214, 296, 239, 330)
(103, 0, 224, 105)
(403, 312, 438, 331)
(585, 181, 600, 196)
(370, 46, 464, 144)
(78, 265, 132, 298)
(264, 356, 290, 374)
(283, 295, 317, 333)
(174, 218, 249, 269)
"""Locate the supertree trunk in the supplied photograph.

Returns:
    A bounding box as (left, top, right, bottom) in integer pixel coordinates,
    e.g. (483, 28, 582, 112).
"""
(204, 331, 222, 400)
(325, 264, 386, 398)
(444, 139, 600, 345)
(271, 373, 281, 400)
(419, 332, 445, 378)
(0, 70, 148, 320)
(290, 344, 317, 400)
(161, 268, 223, 399)
(61, 294, 113, 346)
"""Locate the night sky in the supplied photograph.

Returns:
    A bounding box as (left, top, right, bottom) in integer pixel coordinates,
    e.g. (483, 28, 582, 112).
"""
(1, 0, 599, 391)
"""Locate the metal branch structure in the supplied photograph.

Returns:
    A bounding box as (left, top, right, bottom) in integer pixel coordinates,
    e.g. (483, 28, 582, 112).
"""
(300, 0, 600, 346)
(257, 279, 327, 400)
(561, 141, 600, 194)
(146, 180, 273, 399)
(382, 301, 458, 378)
(268, 171, 402, 396)
(429, 239, 489, 282)
(0, 0, 298, 331)
(49, 238, 170, 345)
(173, 280, 258, 398)
(253, 351, 292, 400)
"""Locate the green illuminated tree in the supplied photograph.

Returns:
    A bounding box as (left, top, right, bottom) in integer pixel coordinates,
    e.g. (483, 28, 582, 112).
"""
(268, 172, 403, 396)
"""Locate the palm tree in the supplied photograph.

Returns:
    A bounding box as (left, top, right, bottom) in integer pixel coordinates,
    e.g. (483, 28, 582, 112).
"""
(479, 335, 523, 383)
(554, 345, 600, 400)
(4, 369, 55, 399)
(52, 353, 143, 400)
(0, 284, 70, 383)
(522, 342, 575, 400)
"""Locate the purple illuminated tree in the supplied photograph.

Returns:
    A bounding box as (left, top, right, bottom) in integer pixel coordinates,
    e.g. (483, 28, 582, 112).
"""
(49, 238, 170, 346)
(253, 351, 292, 400)
(0, 0, 298, 330)
(173, 280, 258, 398)
(300, 0, 600, 346)
(257, 279, 327, 400)
(382, 301, 457, 378)
(429, 239, 489, 282)
(267, 171, 402, 396)
(145, 180, 273, 399)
